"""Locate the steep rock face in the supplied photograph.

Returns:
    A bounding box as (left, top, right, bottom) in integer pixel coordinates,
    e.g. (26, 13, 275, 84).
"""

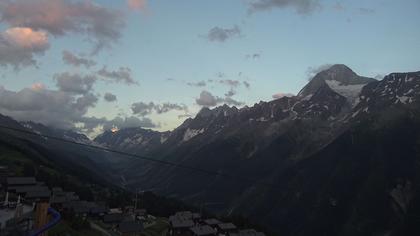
(350, 71, 420, 120)
(94, 127, 169, 154)
(21, 121, 91, 144)
(299, 64, 376, 105)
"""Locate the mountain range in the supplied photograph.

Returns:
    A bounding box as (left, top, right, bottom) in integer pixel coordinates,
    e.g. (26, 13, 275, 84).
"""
(1, 64, 420, 235)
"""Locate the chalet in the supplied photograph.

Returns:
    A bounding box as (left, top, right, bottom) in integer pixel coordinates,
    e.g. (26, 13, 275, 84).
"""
(90, 205, 108, 217)
(25, 190, 51, 203)
(6, 177, 36, 187)
(189, 225, 216, 236)
(192, 213, 201, 223)
(118, 221, 144, 236)
(236, 229, 266, 236)
(203, 218, 221, 227)
(169, 216, 194, 236)
(103, 213, 124, 224)
(175, 211, 193, 220)
(217, 223, 238, 234)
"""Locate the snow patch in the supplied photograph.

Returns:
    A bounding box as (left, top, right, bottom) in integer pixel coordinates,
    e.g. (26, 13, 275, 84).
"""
(325, 80, 367, 105)
(183, 128, 204, 142)
(160, 135, 168, 144)
(396, 95, 410, 104)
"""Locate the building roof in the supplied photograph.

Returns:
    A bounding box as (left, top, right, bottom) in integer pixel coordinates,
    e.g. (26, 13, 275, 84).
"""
(6, 177, 36, 186)
(118, 221, 144, 233)
(52, 187, 63, 193)
(239, 229, 266, 236)
(192, 213, 201, 219)
(15, 185, 49, 194)
(171, 218, 194, 228)
(175, 211, 193, 219)
(104, 213, 124, 223)
(90, 206, 109, 214)
(25, 190, 51, 199)
(204, 218, 221, 225)
(190, 225, 216, 235)
(217, 222, 237, 230)
(50, 196, 67, 204)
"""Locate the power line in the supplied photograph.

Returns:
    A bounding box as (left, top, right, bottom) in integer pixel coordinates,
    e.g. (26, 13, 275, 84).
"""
(0, 124, 281, 190)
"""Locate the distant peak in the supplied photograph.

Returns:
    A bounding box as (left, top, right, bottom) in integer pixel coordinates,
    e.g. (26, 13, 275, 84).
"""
(196, 107, 212, 118)
(328, 64, 354, 73)
(299, 64, 375, 97)
(316, 64, 358, 82)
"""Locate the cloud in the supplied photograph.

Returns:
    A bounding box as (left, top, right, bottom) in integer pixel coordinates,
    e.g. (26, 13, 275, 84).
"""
(195, 90, 244, 107)
(0, 85, 157, 133)
(0, 0, 125, 54)
(374, 74, 384, 80)
(332, 2, 345, 11)
(131, 102, 188, 116)
(206, 78, 251, 89)
(31, 83, 46, 91)
(195, 91, 223, 107)
(205, 25, 242, 42)
(245, 53, 261, 59)
(248, 0, 321, 15)
(187, 81, 206, 87)
(62, 50, 96, 68)
(127, 0, 147, 11)
(272, 92, 294, 99)
(225, 89, 236, 97)
(102, 116, 157, 130)
(358, 8, 375, 14)
(156, 103, 188, 114)
(54, 72, 97, 94)
(104, 92, 117, 102)
(97, 66, 138, 85)
(306, 64, 333, 80)
(224, 97, 244, 106)
(131, 102, 155, 116)
(0, 27, 49, 69)
(0, 85, 98, 130)
(219, 79, 241, 88)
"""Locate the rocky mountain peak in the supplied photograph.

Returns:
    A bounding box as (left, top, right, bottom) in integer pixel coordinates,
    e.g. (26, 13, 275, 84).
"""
(298, 64, 376, 104)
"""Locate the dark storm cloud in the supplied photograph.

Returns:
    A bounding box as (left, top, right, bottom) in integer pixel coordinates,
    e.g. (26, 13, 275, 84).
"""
(62, 50, 96, 68)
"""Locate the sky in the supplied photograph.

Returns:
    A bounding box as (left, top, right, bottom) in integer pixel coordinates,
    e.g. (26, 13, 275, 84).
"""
(0, 0, 419, 136)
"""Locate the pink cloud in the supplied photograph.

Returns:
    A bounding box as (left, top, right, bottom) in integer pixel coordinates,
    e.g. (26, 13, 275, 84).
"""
(0, 27, 50, 69)
(0, 0, 124, 54)
(4, 27, 49, 49)
(30, 83, 46, 91)
(272, 92, 294, 99)
(127, 0, 147, 11)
